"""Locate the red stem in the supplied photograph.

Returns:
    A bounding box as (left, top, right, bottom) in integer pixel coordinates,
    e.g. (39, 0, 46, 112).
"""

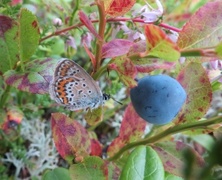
(94, 1, 106, 72)
(40, 18, 181, 43)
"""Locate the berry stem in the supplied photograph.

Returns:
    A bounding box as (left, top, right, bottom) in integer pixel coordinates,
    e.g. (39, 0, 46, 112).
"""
(107, 115, 222, 161)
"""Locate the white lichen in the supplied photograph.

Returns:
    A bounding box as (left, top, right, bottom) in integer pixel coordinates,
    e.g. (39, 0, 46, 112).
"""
(1, 118, 58, 179)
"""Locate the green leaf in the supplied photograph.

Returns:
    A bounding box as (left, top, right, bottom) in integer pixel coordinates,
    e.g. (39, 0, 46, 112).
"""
(191, 134, 215, 152)
(165, 172, 183, 180)
(43, 168, 71, 180)
(19, 8, 40, 64)
(120, 146, 164, 180)
(215, 42, 222, 58)
(69, 156, 120, 180)
(212, 80, 221, 91)
(175, 62, 212, 123)
(0, 15, 19, 74)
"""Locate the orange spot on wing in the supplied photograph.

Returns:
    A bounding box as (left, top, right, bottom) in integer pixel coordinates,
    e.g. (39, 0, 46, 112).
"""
(57, 78, 74, 104)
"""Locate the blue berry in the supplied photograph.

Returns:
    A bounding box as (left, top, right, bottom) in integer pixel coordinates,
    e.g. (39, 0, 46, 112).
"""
(130, 75, 186, 125)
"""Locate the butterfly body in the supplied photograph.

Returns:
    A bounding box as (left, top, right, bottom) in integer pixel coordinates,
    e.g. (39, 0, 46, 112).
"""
(49, 59, 104, 111)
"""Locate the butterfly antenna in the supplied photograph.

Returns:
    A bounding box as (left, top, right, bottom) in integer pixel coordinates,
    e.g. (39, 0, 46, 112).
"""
(103, 93, 123, 105)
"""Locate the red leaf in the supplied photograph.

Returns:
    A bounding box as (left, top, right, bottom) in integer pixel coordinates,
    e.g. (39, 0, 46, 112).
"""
(51, 113, 91, 162)
(105, 0, 136, 17)
(102, 39, 134, 58)
(90, 139, 103, 157)
(10, 0, 22, 6)
(107, 103, 146, 157)
(79, 11, 101, 40)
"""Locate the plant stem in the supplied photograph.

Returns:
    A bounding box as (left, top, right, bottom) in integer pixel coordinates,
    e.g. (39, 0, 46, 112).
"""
(40, 17, 181, 42)
(93, 64, 107, 80)
(40, 22, 83, 42)
(181, 48, 216, 57)
(107, 116, 222, 161)
(69, 0, 79, 26)
(94, 1, 106, 72)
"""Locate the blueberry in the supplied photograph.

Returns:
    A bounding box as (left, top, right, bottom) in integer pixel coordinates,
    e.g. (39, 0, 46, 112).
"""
(130, 75, 186, 125)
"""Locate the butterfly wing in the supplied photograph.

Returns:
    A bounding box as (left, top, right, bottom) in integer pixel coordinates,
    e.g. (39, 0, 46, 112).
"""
(49, 59, 103, 110)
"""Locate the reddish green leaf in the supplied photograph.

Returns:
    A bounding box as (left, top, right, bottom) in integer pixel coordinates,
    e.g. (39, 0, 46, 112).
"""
(69, 156, 120, 180)
(0, 15, 19, 74)
(51, 113, 91, 162)
(142, 24, 180, 61)
(120, 146, 164, 180)
(19, 8, 40, 64)
(135, 62, 175, 73)
(107, 103, 146, 157)
(4, 58, 57, 94)
(102, 39, 134, 58)
(175, 62, 212, 123)
(129, 41, 176, 69)
(108, 58, 137, 88)
(127, 40, 146, 58)
(178, 1, 222, 50)
(104, 0, 136, 17)
(79, 11, 101, 40)
(153, 141, 205, 177)
(84, 107, 103, 126)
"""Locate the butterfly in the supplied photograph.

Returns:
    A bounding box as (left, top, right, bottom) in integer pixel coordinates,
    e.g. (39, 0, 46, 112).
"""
(49, 58, 110, 111)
